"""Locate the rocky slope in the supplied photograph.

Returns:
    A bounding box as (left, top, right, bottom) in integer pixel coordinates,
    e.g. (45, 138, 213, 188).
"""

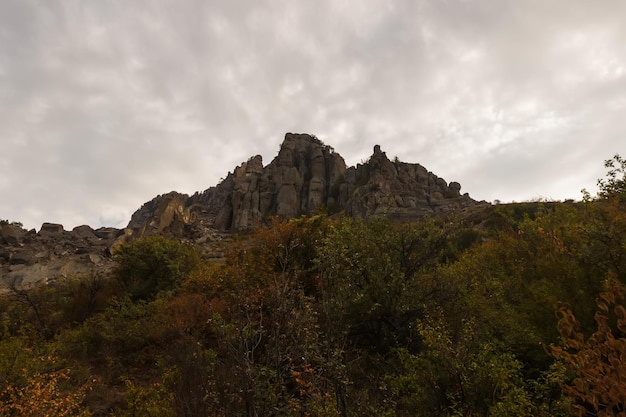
(0, 222, 118, 290)
(1, 133, 485, 290)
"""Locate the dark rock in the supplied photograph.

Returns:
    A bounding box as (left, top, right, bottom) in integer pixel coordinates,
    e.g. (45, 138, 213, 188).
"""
(11, 249, 34, 264)
(38, 222, 64, 237)
(190, 133, 347, 230)
(72, 225, 97, 239)
(128, 133, 481, 233)
(0, 224, 26, 245)
(94, 227, 120, 240)
(445, 182, 461, 198)
(341, 144, 477, 220)
(0, 248, 10, 262)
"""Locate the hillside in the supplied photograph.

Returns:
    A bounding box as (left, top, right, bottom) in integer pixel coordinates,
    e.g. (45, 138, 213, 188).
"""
(2, 142, 624, 416)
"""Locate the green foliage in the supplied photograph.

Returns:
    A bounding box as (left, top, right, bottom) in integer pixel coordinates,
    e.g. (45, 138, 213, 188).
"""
(161, 342, 220, 416)
(0, 155, 624, 415)
(597, 154, 626, 200)
(1, 273, 119, 340)
(115, 377, 175, 417)
(576, 196, 626, 283)
(206, 216, 346, 416)
(382, 302, 538, 416)
(113, 236, 202, 301)
(317, 216, 472, 353)
(55, 297, 174, 382)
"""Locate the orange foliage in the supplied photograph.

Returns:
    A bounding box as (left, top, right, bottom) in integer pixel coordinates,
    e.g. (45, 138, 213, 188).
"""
(0, 363, 92, 416)
(550, 278, 626, 416)
(166, 293, 214, 334)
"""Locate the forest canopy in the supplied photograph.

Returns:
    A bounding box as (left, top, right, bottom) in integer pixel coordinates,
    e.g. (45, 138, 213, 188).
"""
(1, 155, 625, 416)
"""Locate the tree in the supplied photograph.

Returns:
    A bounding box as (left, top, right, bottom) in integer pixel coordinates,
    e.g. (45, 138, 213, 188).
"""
(196, 216, 343, 416)
(113, 236, 202, 301)
(115, 377, 175, 417)
(316, 216, 467, 353)
(0, 356, 92, 417)
(389, 310, 533, 417)
(549, 277, 626, 416)
(597, 154, 626, 200)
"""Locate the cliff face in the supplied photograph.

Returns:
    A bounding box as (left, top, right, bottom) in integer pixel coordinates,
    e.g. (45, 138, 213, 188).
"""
(341, 144, 476, 221)
(127, 133, 481, 235)
(194, 133, 347, 230)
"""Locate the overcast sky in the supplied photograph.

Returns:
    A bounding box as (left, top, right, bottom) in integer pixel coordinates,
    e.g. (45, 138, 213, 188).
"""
(1, 0, 625, 231)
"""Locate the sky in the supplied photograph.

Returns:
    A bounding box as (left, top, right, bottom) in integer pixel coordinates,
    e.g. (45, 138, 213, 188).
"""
(1, 0, 625, 231)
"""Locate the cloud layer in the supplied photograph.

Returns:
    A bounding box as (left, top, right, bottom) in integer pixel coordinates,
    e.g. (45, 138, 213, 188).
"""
(1, 0, 624, 230)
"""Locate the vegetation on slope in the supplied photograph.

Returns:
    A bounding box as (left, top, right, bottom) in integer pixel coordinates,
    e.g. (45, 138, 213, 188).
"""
(0, 155, 625, 416)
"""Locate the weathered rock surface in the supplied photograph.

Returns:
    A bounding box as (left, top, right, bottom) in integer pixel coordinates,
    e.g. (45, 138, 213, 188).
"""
(189, 133, 347, 230)
(1, 222, 118, 292)
(127, 191, 192, 238)
(341, 144, 478, 221)
(132, 133, 483, 232)
(0, 224, 27, 245)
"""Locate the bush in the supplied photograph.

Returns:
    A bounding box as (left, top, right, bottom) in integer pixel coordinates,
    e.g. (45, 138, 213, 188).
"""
(113, 237, 202, 301)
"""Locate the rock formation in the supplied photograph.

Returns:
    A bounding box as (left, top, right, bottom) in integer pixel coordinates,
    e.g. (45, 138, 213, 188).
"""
(188, 133, 347, 230)
(1, 132, 485, 291)
(129, 133, 481, 233)
(0, 222, 119, 291)
(340, 144, 477, 221)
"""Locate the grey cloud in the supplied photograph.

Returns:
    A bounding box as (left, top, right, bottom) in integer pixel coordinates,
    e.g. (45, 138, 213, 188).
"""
(1, 0, 624, 230)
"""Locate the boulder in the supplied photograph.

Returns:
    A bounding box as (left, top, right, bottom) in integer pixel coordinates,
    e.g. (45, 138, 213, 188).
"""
(39, 222, 64, 237)
(88, 253, 103, 265)
(72, 225, 97, 240)
(94, 227, 120, 240)
(448, 182, 462, 198)
(0, 224, 26, 245)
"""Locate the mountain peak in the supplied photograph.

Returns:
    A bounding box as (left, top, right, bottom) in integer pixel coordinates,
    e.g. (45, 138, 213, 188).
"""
(126, 133, 481, 236)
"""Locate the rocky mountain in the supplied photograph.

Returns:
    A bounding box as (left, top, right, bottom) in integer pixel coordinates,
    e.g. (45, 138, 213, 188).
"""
(128, 133, 480, 236)
(1, 133, 484, 290)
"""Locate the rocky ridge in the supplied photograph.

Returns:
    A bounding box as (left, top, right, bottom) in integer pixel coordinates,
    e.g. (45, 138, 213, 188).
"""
(1, 133, 485, 290)
(0, 222, 118, 290)
(128, 133, 480, 235)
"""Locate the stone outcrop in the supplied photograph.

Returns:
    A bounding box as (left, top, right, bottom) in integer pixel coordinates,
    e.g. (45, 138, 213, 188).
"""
(125, 191, 226, 245)
(0, 222, 121, 292)
(340, 144, 477, 221)
(127, 191, 192, 238)
(0, 223, 27, 245)
(128, 132, 483, 233)
(189, 133, 347, 230)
